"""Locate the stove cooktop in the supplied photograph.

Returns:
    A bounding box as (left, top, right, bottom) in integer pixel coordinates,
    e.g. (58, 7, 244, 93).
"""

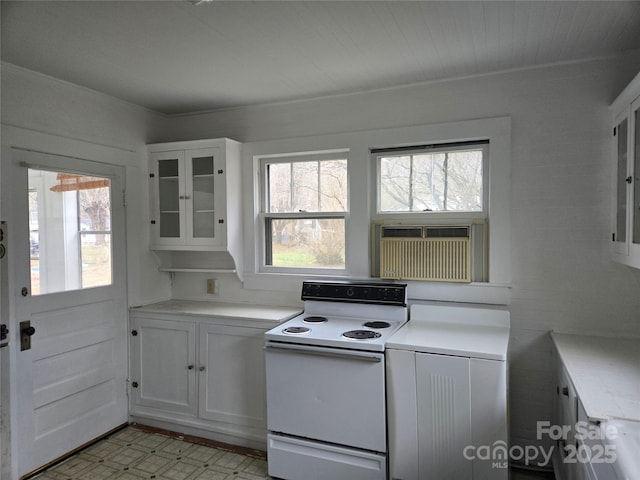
(265, 312, 407, 352)
(265, 280, 409, 352)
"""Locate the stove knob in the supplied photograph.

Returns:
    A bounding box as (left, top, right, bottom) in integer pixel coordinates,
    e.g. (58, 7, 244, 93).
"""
(346, 287, 355, 297)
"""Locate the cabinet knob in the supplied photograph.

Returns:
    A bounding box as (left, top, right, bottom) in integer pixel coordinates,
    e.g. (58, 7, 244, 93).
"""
(218, 219, 225, 224)
(187, 365, 194, 370)
(562, 386, 569, 396)
(199, 366, 206, 372)
(626, 176, 633, 184)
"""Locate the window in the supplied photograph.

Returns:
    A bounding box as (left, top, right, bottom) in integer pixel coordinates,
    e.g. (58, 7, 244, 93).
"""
(261, 152, 348, 271)
(28, 169, 112, 295)
(373, 141, 490, 282)
(375, 141, 488, 216)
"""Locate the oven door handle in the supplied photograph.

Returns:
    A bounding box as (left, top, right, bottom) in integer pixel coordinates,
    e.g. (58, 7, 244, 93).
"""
(264, 344, 382, 363)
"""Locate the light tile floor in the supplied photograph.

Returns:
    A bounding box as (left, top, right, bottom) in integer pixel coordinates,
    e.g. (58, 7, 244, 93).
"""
(35, 425, 555, 480)
(34, 426, 270, 480)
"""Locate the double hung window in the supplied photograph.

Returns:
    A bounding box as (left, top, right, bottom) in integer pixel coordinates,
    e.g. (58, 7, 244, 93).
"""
(261, 152, 348, 271)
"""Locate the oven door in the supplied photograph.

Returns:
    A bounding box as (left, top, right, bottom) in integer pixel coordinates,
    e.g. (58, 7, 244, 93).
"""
(265, 342, 386, 452)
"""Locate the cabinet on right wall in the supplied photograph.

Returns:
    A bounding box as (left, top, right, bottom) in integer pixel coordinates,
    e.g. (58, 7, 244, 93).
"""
(611, 71, 640, 269)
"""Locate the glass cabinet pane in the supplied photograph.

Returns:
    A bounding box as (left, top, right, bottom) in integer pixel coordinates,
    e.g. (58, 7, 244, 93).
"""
(158, 158, 180, 238)
(634, 109, 640, 245)
(191, 155, 215, 238)
(616, 118, 628, 244)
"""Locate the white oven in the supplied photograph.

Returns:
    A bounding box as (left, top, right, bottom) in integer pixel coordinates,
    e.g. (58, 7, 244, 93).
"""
(264, 280, 407, 480)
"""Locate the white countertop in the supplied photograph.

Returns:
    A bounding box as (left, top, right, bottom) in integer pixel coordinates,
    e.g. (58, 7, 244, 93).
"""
(386, 304, 510, 361)
(551, 332, 640, 422)
(131, 300, 302, 324)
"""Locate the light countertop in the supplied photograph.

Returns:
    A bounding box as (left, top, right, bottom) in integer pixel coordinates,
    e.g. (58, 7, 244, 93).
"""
(386, 303, 510, 361)
(131, 300, 302, 324)
(551, 332, 640, 423)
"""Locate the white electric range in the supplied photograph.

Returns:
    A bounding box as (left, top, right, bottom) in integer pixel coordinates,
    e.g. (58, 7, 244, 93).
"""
(264, 280, 408, 480)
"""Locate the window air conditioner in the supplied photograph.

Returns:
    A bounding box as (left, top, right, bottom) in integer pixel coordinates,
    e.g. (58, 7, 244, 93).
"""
(379, 225, 471, 282)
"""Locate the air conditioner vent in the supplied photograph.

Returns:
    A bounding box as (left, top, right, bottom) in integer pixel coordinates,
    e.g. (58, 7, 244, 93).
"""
(425, 226, 469, 238)
(381, 226, 422, 238)
(379, 225, 471, 282)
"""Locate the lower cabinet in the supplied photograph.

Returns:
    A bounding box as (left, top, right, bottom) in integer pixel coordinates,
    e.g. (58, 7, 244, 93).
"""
(552, 353, 618, 480)
(129, 312, 271, 449)
(387, 349, 508, 480)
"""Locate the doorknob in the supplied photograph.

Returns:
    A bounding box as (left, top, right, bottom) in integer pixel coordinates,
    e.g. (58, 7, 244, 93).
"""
(20, 320, 36, 351)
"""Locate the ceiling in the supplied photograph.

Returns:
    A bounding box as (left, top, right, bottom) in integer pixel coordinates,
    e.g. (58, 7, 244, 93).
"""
(2, 1, 640, 115)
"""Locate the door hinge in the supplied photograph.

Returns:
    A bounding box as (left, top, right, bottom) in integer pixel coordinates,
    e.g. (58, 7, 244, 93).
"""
(613, 126, 617, 136)
(612, 233, 616, 242)
(122, 189, 127, 207)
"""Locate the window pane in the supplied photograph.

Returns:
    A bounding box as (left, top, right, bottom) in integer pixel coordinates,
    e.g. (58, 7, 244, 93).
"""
(379, 148, 483, 212)
(268, 218, 345, 269)
(81, 233, 112, 288)
(28, 169, 112, 295)
(267, 159, 347, 213)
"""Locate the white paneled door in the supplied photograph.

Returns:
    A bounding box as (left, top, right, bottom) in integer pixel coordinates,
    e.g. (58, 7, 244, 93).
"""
(13, 150, 128, 478)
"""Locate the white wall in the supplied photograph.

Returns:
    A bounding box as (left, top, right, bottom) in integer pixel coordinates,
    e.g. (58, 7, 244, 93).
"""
(2, 51, 640, 466)
(0, 63, 171, 307)
(163, 52, 640, 461)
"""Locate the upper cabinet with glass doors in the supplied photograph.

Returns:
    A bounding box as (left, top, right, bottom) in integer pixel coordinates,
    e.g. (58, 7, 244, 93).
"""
(148, 139, 242, 253)
(611, 72, 640, 269)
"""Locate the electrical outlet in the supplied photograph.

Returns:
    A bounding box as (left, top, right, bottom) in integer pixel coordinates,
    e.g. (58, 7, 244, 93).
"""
(206, 278, 218, 295)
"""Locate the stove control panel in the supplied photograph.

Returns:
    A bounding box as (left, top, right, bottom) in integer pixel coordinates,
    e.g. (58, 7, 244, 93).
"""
(301, 280, 406, 306)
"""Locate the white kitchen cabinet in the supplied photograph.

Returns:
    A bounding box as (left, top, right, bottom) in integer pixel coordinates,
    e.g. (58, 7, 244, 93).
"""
(197, 323, 267, 431)
(130, 316, 197, 415)
(551, 361, 579, 480)
(387, 349, 507, 480)
(148, 138, 243, 276)
(386, 304, 509, 480)
(610, 71, 640, 269)
(128, 302, 301, 449)
(551, 334, 633, 480)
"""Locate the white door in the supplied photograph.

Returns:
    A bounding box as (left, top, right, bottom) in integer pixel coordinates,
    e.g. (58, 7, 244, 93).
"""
(13, 150, 129, 477)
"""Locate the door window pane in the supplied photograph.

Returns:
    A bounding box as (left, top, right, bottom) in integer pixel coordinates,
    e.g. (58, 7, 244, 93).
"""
(28, 169, 112, 295)
(191, 155, 215, 238)
(158, 159, 180, 238)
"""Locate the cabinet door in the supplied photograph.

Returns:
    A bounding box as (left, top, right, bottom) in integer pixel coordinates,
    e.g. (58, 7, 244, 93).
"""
(387, 349, 419, 480)
(186, 148, 226, 247)
(613, 111, 630, 255)
(150, 151, 186, 246)
(198, 323, 266, 429)
(130, 316, 197, 415)
(416, 352, 472, 480)
(470, 359, 508, 479)
(631, 96, 640, 258)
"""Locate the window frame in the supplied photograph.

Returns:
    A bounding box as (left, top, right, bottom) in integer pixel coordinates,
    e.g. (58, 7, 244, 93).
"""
(258, 150, 350, 275)
(244, 117, 511, 301)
